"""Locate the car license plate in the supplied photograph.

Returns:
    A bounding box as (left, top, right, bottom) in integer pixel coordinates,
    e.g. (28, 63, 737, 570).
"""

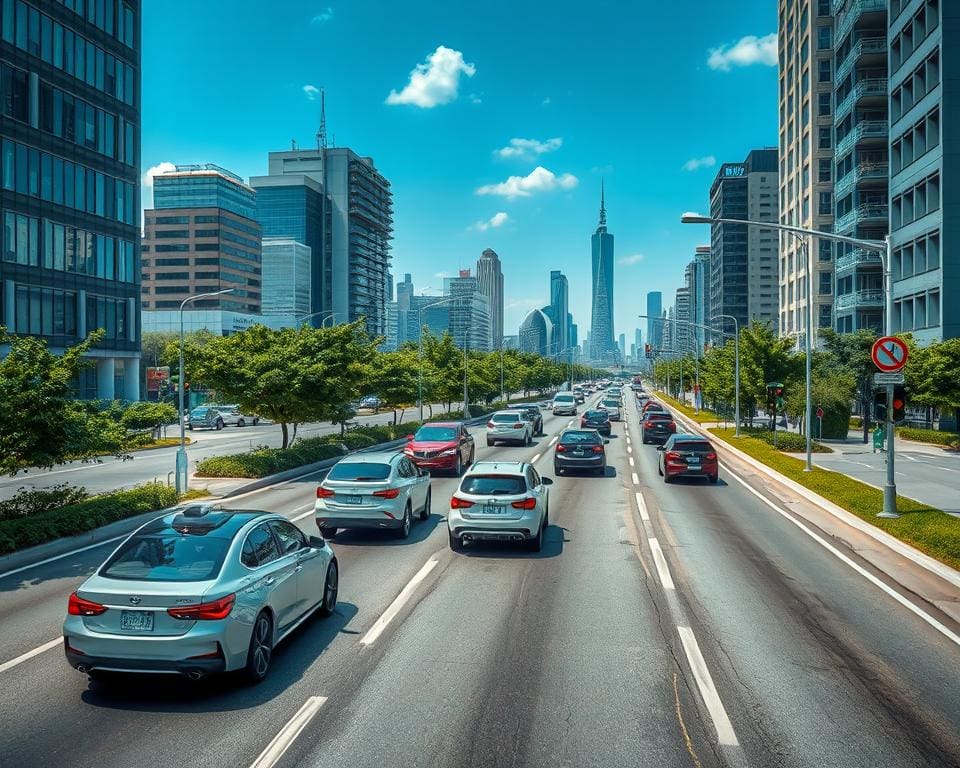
(343, 495, 363, 505)
(482, 504, 504, 515)
(687, 457, 700, 465)
(120, 610, 154, 632)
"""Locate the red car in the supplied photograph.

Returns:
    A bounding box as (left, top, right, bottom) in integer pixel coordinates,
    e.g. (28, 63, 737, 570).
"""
(657, 435, 719, 483)
(641, 412, 676, 444)
(642, 399, 666, 415)
(404, 421, 475, 476)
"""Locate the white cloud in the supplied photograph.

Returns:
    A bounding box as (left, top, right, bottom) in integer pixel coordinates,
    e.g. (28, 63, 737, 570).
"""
(311, 7, 333, 23)
(433, 271, 451, 280)
(494, 137, 562, 161)
(682, 155, 716, 172)
(707, 33, 777, 71)
(469, 93, 482, 104)
(618, 253, 645, 266)
(475, 166, 579, 199)
(386, 45, 476, 108)
(303, 84, 320, 101)
(142, 161, 176, 189)
(470, 211, 510, 231)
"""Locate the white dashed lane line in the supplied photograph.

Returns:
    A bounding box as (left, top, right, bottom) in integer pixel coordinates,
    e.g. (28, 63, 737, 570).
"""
(631, 472, 640, 485)
(648, 537, 675, 590)
(635, 492, 650, 522)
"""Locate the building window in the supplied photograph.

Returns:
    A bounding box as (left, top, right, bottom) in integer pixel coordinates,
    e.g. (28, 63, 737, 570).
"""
(818, 158, 831, 183)
(818, 127, 831, 149)
(818, 191, 832, 215)
(818, 240, 832, 262)
(817, 25, 831, 50)
(818, 304, 832, 327)
(818, 59, 831, 82)
(818, 92, 831, 117)
(819, 272, 832, 295)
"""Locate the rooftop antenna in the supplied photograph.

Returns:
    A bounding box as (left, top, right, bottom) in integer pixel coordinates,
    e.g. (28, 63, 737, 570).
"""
(316, 87, 328, 150)
(291, 138, 298, 151)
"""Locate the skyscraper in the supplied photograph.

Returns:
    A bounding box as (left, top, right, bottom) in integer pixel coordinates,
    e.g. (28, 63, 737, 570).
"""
(675, 287, 691, 353)
(646, 292, 662, 352)
(445, 269, 492, 352)
(686, 246, 711, 350)
(590, 183, 616, 362)
(261, 238, 311, 318)
(617, 333, 626, 362)
(519, 308, 553, 356)
(0, 0, 142, 400)
(476, 248, 504, 346)
(545, 269, 569, 353)
(778, 0, 835, 343)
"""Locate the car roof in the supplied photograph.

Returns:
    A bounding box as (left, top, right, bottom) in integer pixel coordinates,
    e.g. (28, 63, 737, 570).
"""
(560, 428, 600, 437)
(467, 461, 527, 475)
(147, 506, 270, 539)
(334, 451, 401, 463)
(492, 409, 523, 416)
(419, 421, 461, 427)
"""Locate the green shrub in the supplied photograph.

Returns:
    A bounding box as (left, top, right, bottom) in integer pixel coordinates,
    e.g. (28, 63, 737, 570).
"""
(850, 417, 863, 429)
(0, 483, 180, 554)
(0, 484, 89, 522)
(897, 427, 960, 448)
(737, 427, 832, 453)
(195, 438, 345, 478)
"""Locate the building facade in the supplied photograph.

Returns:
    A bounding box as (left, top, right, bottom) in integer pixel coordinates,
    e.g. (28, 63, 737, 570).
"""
(778, 0, 836, 343)
(476, 247, 503, 346)
(260, 237, 310, 317)
(674, 286, 691, 353)
(709, 149, 780, 332)
(546, 269, 569, 353)
(1, 0, 141, 399)
(685, 245, 712, 350)
(589, 184, 616, 362)
(832, 0, 888, 333)
(889, 0, 955, 342)
(519, 307, 552, 356)
(646, 291, 662, 352)
(445, 269, 491, 352)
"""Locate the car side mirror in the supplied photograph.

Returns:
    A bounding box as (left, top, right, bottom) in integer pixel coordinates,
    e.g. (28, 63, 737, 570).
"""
(309, 535, 326, 549)
(541, 477, 554, 486)
(406, 434, 414, 441)
(604, 439, 610, 444)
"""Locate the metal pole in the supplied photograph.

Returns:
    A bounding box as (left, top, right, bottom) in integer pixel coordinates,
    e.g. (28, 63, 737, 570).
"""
(462, 324, 470, 418)
(879, 235, 898, 518)
(177, 302, 186, 494)
(418, 319, 424, 422)
(500, 342, 505, 403)
(802, 236, 814, 472)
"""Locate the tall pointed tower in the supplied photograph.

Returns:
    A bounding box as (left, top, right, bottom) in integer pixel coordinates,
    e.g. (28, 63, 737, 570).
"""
(590, 182, 616, 363)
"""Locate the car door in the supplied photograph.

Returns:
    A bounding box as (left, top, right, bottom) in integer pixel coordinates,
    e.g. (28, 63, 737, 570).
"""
(270, 519, 327, 618)
(243, 522, 299, 633)
(459, 426, 472, 463)
(527, 466, 547, 522)
(399, 457, 427, 510)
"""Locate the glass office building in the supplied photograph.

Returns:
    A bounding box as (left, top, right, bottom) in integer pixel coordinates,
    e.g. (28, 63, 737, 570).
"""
(0, 0, 141, 400)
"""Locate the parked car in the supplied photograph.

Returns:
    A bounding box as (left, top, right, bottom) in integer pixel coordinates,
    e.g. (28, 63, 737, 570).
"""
(554, 429, 607, 476)
(598, 398, 622, 421)
(359, 395, 382, 411)
(486, 410, 534, 446)
(658, 435, 719, 483)
(641, 412, 677, 444)
(218, 405, 260, 427)
(448, 461, 552, 552)
(63, 504, 338, 683)
(315, 452, 431, 539)
(580, 408, 611, 436)
(186, 405, 232, 430)
(505, 404, 544, 436)
(552, 392, 578, 416)
(404, 421, 475, 476)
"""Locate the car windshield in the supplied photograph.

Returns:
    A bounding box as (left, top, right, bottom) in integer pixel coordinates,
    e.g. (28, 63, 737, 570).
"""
(100, 534, 231, 582)
(326, 462, 393, 481)
(460, 475, 527, 495)
(190, 407, 210, 417)
(554, 395, 574, 402)
(492, 413, 520, 422)
(561, 431, 601, 445)
(415, 426, 457, 441)
(602, 400, 620, 408)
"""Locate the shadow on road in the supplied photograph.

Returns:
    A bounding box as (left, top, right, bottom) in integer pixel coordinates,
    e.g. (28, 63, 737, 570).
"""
(455, 524, 567, 560)
(325, 512, 442, 547)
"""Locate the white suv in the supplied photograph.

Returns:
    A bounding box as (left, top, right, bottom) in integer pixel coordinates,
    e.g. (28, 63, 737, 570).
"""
(486, 410, 533, 446)
(552, 392, 577, 415)
(448, 461, 551, 552)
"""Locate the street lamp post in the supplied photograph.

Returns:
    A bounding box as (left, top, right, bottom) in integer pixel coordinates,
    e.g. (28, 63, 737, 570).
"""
(296, 310, 339, 328)
(176, 288, 235, 494)
(682, 213, 895, 514)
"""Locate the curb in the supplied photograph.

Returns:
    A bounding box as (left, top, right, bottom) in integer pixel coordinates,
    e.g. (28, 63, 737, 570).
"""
(662, 402, 960, 590)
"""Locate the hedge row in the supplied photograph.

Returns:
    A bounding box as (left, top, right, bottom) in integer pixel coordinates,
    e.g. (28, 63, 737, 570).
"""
(897, 427, 960, 448)
(736, 427, 832, 453)
(195, 438, 347, 478)
(0, 483, 180, 554)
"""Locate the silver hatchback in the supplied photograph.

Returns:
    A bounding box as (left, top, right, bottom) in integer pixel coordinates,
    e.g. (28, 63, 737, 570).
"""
(62, 504, 338, 683)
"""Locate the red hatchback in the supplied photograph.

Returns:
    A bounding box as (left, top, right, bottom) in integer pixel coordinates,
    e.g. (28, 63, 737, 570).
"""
(404, 422, 475, 476)
(657, 435, 719, 483)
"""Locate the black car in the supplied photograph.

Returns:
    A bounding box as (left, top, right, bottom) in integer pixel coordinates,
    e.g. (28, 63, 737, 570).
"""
(554, 429, 608, 475)
(580, 409, 611, 435)
(505, 403, 543, 436)
(641, 412, 677, 444)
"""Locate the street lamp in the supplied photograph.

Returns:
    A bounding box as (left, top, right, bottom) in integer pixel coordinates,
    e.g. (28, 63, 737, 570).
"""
(296, 310, 340, 328)
(681, 212, 896, 515)
(176, 288, 235, 493)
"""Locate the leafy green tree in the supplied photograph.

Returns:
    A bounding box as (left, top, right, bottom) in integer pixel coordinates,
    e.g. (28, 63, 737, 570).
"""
(121, 401, 178, 439)
(422, 331, 464, 410)
(903, 338, 960, 429)
(370, 349, 419, 424)
(819, 327, 877, 441)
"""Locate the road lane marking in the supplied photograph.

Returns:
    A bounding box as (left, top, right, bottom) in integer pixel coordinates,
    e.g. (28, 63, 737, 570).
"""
(635, 492, 650, 522)
(0, 637, 61, 675)
(531, 452, 541, 464)
(0, 536, 127, 581)
(631, 472, 640, 485)
(249, 695, 328, 768)
(629, 456, 635, 467)
(627, 445, 633, 454)
(648, 538, 675, 590)
(726, 472, 960, 648)
(677, 626, 739, 747)
(360, 558, 439, 646)
(549, 436, 559, 446)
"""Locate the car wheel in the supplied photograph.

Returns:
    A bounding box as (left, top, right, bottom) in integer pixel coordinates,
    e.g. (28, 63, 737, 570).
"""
(188, 425, 194, 431)
(253, 418, 260, 426)
(658, 462, 663, 476)
(238, 419, 246, 428)
(709, 474, 719, 484)
(320, 526, 338, 539)
(243, 611, 273, 685)
(420, 488, 431, 521)
(664, 473, 674, 484)
(317, 560, 339, 618)
(216, 418, 224, 430)
(454, 454, 462, 477)
(527, 518, 543, 552)
(395, 504, 412, 539)
(486, 438, 494, 447)
(448, 528, 463, 551)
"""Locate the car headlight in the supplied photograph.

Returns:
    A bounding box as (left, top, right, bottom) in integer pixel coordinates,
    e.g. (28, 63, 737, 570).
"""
(440, 448, 458, 456)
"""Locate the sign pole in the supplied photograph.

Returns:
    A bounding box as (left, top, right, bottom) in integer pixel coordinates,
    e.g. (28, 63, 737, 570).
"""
(871, 336, 906, 520)
(878, 383, 899, 518)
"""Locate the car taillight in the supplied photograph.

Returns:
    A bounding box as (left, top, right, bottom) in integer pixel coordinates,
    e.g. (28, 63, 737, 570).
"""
(450, 496, 475, 509)
(487, 421, 495, 428)
(705, 452, 717, 460)
(373, 488, 400, 499)
(580, 418, 586, 426)
(68, 593, 106, 616)
(512, 423, 524, 429)
(591, 446, 604, 453)
(665, 451, 682, 461)
(668, 422, 677, 431)
(511, 497, 537, 510)
(167, 593, 236, 621)
(316, 487, 335, 498)
(555, 444, 567, 452)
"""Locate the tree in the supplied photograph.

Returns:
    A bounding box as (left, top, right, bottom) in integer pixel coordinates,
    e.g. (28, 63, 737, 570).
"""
(121, 401, 178, 439)
(820, 327, 877, 441)
(422, 331, 464, 410)
(370, 349, 419, 424)
(904, 338, 960, 429)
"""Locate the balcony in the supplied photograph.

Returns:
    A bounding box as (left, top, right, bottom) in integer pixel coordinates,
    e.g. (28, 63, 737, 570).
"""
(835, 78, 888, 122)
(835, 289, 885, 310)
(836, 37, 888, 83)
(836, 120, 889, 160)
(835, 247, 883, 274)
(835, 203, 888, 233)
(835, 161, 889, 198)
(835, 0, 888, 44)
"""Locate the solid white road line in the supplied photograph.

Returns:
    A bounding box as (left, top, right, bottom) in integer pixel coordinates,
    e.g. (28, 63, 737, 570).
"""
(648, 538, 675, 590)
(726, 472, 960, 649)
(677, 626, 740, 747)
(360, 558, 439, 646)
(549, 436, 559, 446)
(0, 536, 127, 581)
(631, 472, 640, 486)
(249, 696, 328, 768)
(0, 637, 61, 675)
(635, 492, 650, 522)
(531, 453, 541, 464)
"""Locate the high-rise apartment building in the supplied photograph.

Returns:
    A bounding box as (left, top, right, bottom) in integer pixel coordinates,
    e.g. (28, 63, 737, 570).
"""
(685, 245, 712, 350)
(261, 237, 311, 317)
(546, 269, 569, 353)
(709, 149, 780, 331)
(778, 0, 836, 342)
(889, 0, 955, 342)
(445, 269, 492, 352)
(589, 184, 616, 362)
(476, 247, 503, 346)
(674, 286, 691, 353)
(1, 0, 141, 399)
(646, 291, 662, 351)
(832, 0, 888, 334)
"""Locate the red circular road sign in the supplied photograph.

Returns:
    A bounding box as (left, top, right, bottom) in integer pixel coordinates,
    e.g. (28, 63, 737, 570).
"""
(816, 407, 824, 419)
(872, 336, 909, 372)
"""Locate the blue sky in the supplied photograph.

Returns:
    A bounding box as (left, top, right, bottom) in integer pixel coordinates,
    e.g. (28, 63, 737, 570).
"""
(142, 0, 779, 342)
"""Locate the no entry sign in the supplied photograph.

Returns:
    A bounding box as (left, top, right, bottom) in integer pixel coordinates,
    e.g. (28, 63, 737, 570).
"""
(872, 336, 909, 372)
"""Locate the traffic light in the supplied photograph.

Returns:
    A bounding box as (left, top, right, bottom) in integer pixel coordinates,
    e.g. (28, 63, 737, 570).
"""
(892, 385, 907, 422)
(873, 389, 887, 421)
(775, 385, 784, 413)
(644, 344, 652, 359)
(766, 384, 777, 414)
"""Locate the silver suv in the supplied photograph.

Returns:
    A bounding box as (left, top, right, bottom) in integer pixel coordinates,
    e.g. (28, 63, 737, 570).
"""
(486, 410, 533, 446)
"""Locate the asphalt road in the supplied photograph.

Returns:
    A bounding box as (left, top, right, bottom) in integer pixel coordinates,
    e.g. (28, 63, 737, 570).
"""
(0, 405, 453, 501)
(0, 393, 958, 768)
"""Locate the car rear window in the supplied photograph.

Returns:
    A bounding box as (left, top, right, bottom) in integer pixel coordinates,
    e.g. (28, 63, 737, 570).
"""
(602, 399, 620, 407)
(584, 410, 608, 419)
(460, 475, 527, 495)
(675, 441, 713, 451)
(492, 413, 520, 422)
(560, 431, 601, 445)
(327, 462, 392, 481)
(647, 413, 672, 421)
(100, 535, 231, 582)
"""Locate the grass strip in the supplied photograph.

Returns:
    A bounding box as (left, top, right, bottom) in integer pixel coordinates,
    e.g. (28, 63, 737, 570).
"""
(652, 391, 718, 425)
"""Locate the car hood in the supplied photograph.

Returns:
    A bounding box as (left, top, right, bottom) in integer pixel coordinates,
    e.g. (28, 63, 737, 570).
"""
(407, 440, 458, 451)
